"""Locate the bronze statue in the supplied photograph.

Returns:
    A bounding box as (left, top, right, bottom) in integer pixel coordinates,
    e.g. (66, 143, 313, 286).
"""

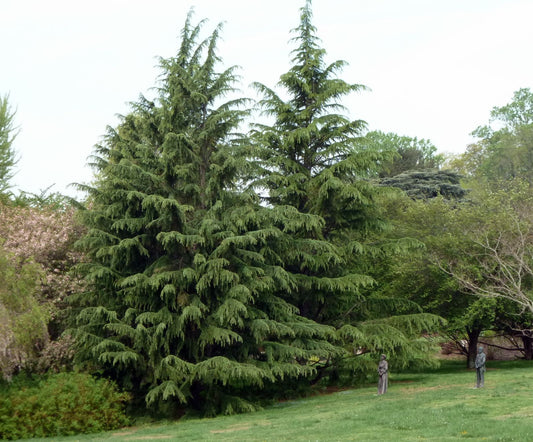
(377, 354, 388, 395)
(474, 346, 486, 388)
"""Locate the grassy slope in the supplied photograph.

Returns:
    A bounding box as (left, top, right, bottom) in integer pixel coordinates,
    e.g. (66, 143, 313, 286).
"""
(25, 359, 533, 441)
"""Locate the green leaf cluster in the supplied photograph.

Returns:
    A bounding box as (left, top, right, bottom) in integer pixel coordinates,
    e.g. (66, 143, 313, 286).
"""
(0, 245, 48, 379)
(0, 372, 130, 440)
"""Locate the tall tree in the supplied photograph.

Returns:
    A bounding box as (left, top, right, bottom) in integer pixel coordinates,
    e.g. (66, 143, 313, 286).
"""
(0, 94, 18, 195)
(250, 0, 443, 376)
(72, 13, 337, 416)
(380, 193, 502, 367)
(400, 182, 533, 365)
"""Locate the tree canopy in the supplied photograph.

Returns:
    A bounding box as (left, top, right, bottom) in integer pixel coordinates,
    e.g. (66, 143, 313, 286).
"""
(454, 88, 533, 186)
(250, 0, 443, 376)
(362, 130, 444, 178)
(73, 11, 342, 416)
(380, 170, 466, 200)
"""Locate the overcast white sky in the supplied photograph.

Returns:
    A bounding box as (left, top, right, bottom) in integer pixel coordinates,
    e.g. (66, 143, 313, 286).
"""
(2, 0, 533, 198)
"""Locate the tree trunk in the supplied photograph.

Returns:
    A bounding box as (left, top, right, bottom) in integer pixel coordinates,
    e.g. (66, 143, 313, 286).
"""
(189, 380, 206, 411)
(522, 335, 533, 360)
(466, 328, 481, 369)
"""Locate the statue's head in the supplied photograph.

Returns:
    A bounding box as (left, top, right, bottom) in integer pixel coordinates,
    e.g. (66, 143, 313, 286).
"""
(381, 354, 386, 360)
(478, 347, 484, 353)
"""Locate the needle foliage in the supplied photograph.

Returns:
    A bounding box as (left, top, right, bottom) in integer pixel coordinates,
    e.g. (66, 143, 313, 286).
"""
(249, 0, 443, 379)
(73, 11, 340, 416)
(72, 2, 443, 417)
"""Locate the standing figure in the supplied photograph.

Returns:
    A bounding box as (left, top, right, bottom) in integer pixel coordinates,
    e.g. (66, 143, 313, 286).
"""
(377, 354, 388, 395)
(475, 346, 486, 388)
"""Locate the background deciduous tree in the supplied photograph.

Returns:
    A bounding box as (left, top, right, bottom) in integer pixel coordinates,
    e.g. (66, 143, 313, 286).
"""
(0, 202, 85, 340)
(376, 188, 507, 368)
(362, 130, 444, 178)
(436, 183, 533, 316)
(453, 88, 533, 187)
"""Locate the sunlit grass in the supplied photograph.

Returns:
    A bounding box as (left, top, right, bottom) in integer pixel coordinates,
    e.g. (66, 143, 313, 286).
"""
(24, 359, 533, 441)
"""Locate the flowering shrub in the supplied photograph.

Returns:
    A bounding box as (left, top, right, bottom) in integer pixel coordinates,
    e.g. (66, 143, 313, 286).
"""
(0, 202, 86, 377)
(35, 334, 76, 373)
(0, 247, 48, 379)
(0, 203, 85, 309)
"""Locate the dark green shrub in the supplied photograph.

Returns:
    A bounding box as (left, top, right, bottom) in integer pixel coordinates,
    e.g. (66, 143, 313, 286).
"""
(0, 372, 131, 440)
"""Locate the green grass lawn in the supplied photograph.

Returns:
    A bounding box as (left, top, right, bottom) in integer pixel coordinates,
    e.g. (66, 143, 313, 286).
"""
(24, 359, 533, 441)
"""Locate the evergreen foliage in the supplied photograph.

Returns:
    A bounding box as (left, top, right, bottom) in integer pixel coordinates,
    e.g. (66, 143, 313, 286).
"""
(72, 12, 339, 416)
(250, 0, 378, 322)
(249, 0, 443, 378)
(0, 94, 18, 195)
(380, 170, 467, 200)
